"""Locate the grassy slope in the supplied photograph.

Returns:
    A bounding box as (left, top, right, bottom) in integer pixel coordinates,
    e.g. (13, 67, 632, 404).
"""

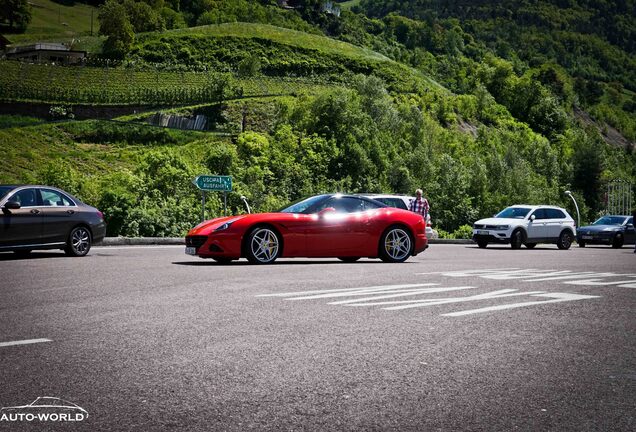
(0, 119, 215, 184)
(4, 0, 99, 45)
(158, 22, 390, 62)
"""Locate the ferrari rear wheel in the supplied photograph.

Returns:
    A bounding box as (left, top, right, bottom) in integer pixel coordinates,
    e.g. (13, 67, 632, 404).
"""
(380, 226, 412, 263)
(246, 227, 281, 264)
(338, 257, 360, 262)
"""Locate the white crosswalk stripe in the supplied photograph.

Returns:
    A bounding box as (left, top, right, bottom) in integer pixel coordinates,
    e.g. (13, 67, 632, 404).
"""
(257, 269, 605, 316)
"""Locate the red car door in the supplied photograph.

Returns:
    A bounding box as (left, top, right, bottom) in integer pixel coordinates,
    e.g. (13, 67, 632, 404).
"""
(305, 197, 370, 257)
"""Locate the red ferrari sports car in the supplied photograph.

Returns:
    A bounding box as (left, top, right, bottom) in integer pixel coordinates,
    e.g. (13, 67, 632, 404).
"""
(185, 194, 428, 264)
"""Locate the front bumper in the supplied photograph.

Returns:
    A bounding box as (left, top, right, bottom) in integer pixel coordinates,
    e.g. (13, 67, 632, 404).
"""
(472, 229, 511, 244)
(186, 232, 242, 259)
(576, 233, 613, 244)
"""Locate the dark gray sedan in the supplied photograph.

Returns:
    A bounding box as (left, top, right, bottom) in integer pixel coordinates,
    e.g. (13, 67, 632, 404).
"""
(576, 215, 635, 248)
(0, 185, 106, 257)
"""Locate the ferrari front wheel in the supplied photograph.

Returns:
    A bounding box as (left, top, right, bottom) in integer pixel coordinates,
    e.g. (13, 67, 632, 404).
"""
(379, 226, 413, 263)
(246, 227, 281, 264)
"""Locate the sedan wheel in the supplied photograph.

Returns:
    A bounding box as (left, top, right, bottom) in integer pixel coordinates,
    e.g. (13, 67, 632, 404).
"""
(578, 240, 586, 248)
(380, 227, 412, 263)
(612, 233, 624, 248)
(65, 226, 91, 257)
(246, 227, 281, 264)
(557, 231, 573, 250)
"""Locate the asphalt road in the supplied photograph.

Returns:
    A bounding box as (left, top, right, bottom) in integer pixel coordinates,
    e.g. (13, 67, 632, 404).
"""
(0, 244, 634, 431)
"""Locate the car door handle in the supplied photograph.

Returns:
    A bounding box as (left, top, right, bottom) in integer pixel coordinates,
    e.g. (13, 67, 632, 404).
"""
(30, 209, 40, 214)
(66, 210, 75, 215)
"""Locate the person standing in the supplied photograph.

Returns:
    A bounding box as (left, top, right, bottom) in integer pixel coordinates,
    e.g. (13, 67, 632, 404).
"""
(409, 189, 430, 221)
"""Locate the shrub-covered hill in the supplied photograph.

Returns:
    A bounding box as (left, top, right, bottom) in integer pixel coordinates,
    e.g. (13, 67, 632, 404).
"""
(2, 74, 634, 236)
(1, 1, 634, 237)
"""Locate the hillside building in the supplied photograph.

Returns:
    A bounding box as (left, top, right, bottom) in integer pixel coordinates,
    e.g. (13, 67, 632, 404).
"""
(5, 43, 86, 65)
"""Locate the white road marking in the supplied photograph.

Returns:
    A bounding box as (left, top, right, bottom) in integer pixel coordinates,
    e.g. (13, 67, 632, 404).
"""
(419, 268, 520, 277)
(382, 289, 547, 310)
(0, 338, 52, 348)
(256, 283, 436, 298)
(443, 293, 601, 317)
(438, 268, 636, 288)
(330, 286, 476, 305)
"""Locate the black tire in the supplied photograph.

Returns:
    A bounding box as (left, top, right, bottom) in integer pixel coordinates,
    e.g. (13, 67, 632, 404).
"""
(476, 239, 488, 249)
(379, 226, 413, 263)
(612, 233, 624, 248)
(557, 230, 573, 250)
(212, 257, 233, 264)
(525, 243, 537, 249)
(13, 249, 32, 257)
(246, 226, 281, 264)
(578, 240, 586, 248)
(338, 257, 361, 262)
(510, 229, 524, 249)
(65, 226, 91, 257)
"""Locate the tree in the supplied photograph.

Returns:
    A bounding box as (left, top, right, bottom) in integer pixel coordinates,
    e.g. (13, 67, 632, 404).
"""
(0, 0, 32, 32)
(98, 0, 134, 58)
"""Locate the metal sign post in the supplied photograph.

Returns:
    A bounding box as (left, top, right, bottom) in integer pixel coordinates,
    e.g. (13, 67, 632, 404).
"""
(192, 175, 233, 221)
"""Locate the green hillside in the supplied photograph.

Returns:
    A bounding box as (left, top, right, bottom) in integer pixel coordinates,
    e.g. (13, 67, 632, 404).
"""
(1, 0, 634, 238)
(4, 0, 99, 44)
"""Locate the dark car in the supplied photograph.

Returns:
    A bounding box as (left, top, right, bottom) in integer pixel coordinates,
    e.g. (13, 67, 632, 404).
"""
(576, 215, 635, 248)
(0, 185, 106, 257)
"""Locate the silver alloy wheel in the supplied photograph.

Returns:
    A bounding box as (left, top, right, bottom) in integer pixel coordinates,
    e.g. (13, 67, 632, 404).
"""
(250, 228, 279, 263)
(72, 227, 91, 255)
(384, 228, 412, 261)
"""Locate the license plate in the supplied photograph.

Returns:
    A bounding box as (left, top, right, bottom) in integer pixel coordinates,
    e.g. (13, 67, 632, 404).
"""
(185, 246, 197, 255)
(475, 230, 489, 235)
(581, 235, 593, 240)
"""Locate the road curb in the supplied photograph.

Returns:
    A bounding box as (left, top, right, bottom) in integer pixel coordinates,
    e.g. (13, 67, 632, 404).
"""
(96, 237, 473, 246)
(97, 237, 185, 246)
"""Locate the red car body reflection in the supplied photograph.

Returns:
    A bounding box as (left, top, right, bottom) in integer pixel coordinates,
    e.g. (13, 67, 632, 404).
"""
(185, 194, 428, 264)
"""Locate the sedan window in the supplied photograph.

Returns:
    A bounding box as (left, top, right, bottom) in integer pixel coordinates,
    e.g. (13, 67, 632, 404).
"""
(40, 189, 74, 207)
(8, 188, 39, 207)
(374, 197, 407, 210)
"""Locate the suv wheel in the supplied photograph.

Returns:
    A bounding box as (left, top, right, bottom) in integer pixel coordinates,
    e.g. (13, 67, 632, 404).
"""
(525, 243, 537, 249)
(476, 239, 488, 248)
(557, 231, 573, 250)
(612, 233, 624, 248)
(510, 229, 523, 249)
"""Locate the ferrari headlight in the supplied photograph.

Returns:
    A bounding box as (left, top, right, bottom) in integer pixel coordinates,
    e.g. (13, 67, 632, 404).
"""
(215, 222, 233, 231)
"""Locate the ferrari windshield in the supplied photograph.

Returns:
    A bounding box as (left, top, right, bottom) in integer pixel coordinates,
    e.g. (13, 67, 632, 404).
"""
(495, 207, 531, 219)
(593, 216, 628, 225)
(278, 195, 329, 214)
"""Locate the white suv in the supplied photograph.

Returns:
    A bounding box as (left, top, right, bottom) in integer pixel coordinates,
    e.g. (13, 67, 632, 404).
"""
(472, 205, 576, 249)
(358, 194, 438, 239)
